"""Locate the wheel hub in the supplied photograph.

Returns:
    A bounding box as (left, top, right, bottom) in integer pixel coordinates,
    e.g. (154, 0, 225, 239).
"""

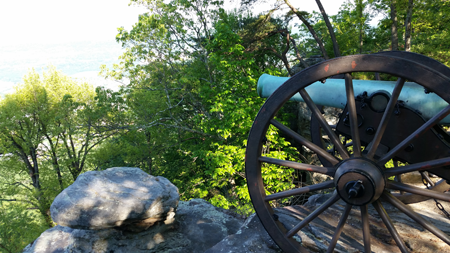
(334, 158, 385, 206)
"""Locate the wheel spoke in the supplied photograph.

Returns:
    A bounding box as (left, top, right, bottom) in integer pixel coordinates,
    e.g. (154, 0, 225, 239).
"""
(327, 204, 352, 253)
(258, 156, 335, 176)
(361, 205, 371, 253)
(344, 73, 362, 157)
(299, 89, 350, 159)
(372, 200, 409, 253)
(383, 192, 450, 245)
(265, 181, 334, 201)
(270, 119, 340, 165)
(420, 172, 435, 187)
(385, 157, 450, 177)
(286, 191, 340, 237)
(378, 104, 450, 165)
(366, 77, 406, 160)
(386, 181, 450, 202)
(393, 180, 450, 204)
(393, 160, 405, 195)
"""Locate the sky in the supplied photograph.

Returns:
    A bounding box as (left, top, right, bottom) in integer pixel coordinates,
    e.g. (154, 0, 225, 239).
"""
(226, 0, 346, 16)
(0, 0, 353, 94)
(0, 0, 146, 46)
(0, 0, 348, 46)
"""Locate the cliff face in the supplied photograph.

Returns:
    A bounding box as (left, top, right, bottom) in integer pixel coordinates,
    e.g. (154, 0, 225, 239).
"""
(24, 167, 450, 253)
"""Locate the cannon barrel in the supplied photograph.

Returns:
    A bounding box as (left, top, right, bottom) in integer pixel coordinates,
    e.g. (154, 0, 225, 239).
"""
(257, 73, 450, 124)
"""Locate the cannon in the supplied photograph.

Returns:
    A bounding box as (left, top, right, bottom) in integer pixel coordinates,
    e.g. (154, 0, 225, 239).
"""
(245, 51, 450, 252)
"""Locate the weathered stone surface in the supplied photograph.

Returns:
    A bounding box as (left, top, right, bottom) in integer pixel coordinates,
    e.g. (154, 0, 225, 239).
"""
(205, 213, 282, 253)
(205, 192, 450, 253)
(24, 199, 245, 253)
(173, 199, 245, 252)
(26, 193, 450, 253)
(274, 193, 450, 253)
(26, 166, 450, 253)
(50, 167, 179, 231)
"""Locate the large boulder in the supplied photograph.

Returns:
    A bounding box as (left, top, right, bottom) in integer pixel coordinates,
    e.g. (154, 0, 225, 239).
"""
(23, 199, 245, 253)
(50, 167, 179, 231)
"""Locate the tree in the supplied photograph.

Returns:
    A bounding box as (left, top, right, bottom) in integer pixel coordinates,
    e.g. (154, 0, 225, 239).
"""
(0, 67, 119, 248)
(369, 0, 450, 65)
(357, 0, 364, 53)
(315, 0, 341, 56)
(282, 0, 330, 59)
(404, 0, 414, 51)
(99, 0, 302, 213)
(0, 72, 55, 225)
(410, 0, 450, 65)
(390, 0, 399, 50)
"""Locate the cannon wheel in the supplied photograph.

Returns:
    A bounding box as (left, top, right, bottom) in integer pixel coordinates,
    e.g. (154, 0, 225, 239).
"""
(310, 51, 450, 205)
(245, 53, 450, 252)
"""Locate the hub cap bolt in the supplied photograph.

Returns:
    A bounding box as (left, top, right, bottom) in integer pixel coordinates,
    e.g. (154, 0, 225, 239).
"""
(346, 180, 364, 199)
(366, 127, 375, 135)
(405, 144, 414, 152)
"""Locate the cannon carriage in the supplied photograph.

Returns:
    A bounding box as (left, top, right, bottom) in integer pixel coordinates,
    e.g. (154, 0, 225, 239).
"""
(245, 51, 450, 252)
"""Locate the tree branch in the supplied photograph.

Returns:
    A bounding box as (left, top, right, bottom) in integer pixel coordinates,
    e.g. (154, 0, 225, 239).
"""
(0, 242, 13, 253)
(283, 0, 329, 59)
(315, 0, 340, 57)
(0, 198, 37, 206)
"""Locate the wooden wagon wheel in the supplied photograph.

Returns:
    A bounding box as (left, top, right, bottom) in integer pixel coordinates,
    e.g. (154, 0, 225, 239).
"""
(245, 52, 450, 252)
(310, 52, 450, 204)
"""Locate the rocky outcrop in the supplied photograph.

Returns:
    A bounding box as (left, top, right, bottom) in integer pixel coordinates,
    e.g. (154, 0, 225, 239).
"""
(50, 167, 179, 232)
(205, 213, 282, 253)
(210, 193, 450, 253)
(24, 167, 450, 253)
(24, 167, 249, 253)
(24, 199, 246, 253)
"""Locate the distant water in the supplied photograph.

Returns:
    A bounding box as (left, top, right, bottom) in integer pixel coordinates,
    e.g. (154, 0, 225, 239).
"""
(0, 40, 125, 95)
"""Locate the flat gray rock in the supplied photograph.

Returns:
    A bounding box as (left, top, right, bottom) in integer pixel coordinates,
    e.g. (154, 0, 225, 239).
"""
(24, 199, 245, 253)
(50, 167, 179, 231)
(207, 193, 450, 253)
(174, 199, 245, 252)
(274, 193, 450, 253)
(205, 213, 282, 253)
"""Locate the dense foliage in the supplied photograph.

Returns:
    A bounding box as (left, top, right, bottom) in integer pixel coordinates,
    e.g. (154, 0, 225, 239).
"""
(98, 0, 297, 213)
(2, 0, 450, 251)
(0, 68, 120, 251)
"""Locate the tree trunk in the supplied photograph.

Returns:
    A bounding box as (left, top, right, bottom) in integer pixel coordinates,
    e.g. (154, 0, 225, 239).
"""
(145, 130, 152, 175)
(263, 29, 294, 76)
(284, 0, 329, 59)
(315, 0, 340, 57)
(45, 135, 64, 191)
(265, 47, 293, 76)
(282, 32, 294, 76)
(404, 0, 414, 51)
(290, 37, 309, 68)
(40, 208, 54, 228)
(10, 137, 42, 193)
(358, 0, 363, 54)
(391, 0, 399, 51)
